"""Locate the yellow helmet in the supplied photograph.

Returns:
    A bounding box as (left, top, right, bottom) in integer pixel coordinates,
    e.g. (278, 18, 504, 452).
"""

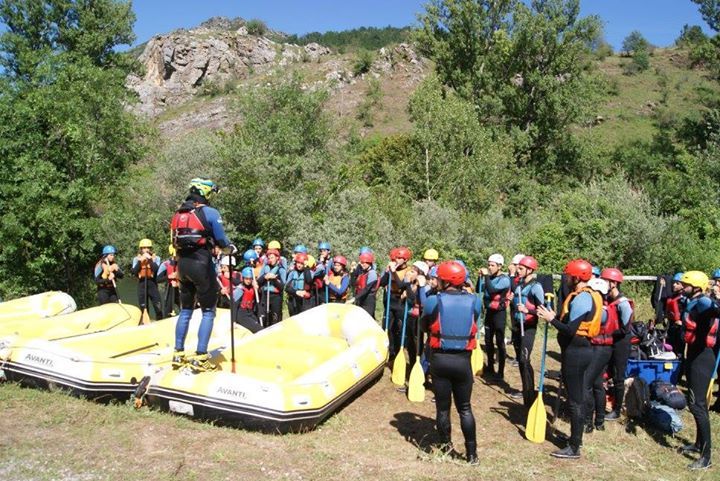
(423, 248, 439, 261)
(681, 271, 709, 291)
(168, 244, 176, 256)
(189, 178, 219, 200)
(268, 240, 281, 250)
(139, 238, 153, 249)
(305, 254, 317, 269)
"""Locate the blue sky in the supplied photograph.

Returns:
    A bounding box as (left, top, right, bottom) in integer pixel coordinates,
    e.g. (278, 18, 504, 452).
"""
(131, 1, 712, 50)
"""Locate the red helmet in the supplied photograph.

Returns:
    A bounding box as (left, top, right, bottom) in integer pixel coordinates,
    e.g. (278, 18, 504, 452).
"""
(437, 261, 466, 287)
(333, 255, 347, 267)
(294, 252, 308, 264)
(519, 256, 538, 271)
(564, 259, 593, 281)
(600, 267, 624, 283)
(395, 247, 412, 261)
(359, 252, 375, 264)
(389, 248, 399, 261)
(266, 248, 280, 258)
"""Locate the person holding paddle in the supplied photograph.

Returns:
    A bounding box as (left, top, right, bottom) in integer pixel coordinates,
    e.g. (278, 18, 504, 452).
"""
(679, 271, 717, 470)
(131, 238, 164, 321)
(353, 251, 378, 317)
(420, 260, 482, 465)
(94, 245, 124, 304)
(379, 247, 413, 361)
(537, 259, 602, 460)
(512, 256, 544, 408)
(478, 254, 511, 381)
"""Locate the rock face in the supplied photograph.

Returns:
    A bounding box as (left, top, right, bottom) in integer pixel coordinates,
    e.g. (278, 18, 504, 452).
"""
(127, 17, 329, 116)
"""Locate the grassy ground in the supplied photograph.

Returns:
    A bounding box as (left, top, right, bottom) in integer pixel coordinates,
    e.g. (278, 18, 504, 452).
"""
(2, 330, 719, 481)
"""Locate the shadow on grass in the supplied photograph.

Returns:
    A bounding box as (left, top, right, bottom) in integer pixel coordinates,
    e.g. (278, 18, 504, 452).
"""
(390, 411, 439, 453)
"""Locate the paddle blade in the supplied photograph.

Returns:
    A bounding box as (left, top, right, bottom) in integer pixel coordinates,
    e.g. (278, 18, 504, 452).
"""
(471, 344, 484, 375)
(525, 393, 547, 444)
(408, 356, 425, 402)
(707, 379, 715, 407)
(391, 352, 407, 386)
(139, 309, 150, 325)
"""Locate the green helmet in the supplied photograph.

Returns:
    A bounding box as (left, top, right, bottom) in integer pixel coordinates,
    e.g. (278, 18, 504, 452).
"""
(189, 178, 219, 200)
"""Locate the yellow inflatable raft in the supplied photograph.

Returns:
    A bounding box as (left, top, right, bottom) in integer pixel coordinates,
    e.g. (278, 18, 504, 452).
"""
(0, 303, 140, 343)
(0, 291, 76, 323)
(144, 304, 388, 432)
(0, 309, 247, 400)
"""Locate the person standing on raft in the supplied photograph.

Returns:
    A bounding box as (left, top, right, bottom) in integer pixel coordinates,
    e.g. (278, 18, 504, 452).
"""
(170, 178, 236, 372)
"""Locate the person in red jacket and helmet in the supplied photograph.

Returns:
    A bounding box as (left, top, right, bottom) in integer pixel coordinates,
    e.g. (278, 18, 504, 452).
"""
(379, 247, 414, 361)
(420, 261, 483, 465)
(538, 259, 603, 460)
(511, 255, 545, 408)
(353, 251, 378, 317)
(600, 268, 634, 422)
(285, 252, 313, 315)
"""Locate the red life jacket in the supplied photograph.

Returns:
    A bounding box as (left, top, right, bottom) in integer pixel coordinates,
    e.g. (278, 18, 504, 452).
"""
(517, 280, 541, 328)
(218, 272, 241, 290)
(137, 257, 157, 279)
(591, 296, 634, 346)
(665, 294, 682, 324)
(239, 286, 255, 310)
(171, 204, 211, 250)
(683, 297, 719, 349)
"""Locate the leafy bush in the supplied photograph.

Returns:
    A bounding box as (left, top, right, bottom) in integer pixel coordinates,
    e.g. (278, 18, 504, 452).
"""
(623, 48, 650, 75)
(352, 49, 375, 76)
(245, 19, 268, 36)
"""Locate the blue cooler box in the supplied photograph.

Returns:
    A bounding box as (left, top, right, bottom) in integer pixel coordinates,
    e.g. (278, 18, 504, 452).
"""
(625, 359, 681, 385)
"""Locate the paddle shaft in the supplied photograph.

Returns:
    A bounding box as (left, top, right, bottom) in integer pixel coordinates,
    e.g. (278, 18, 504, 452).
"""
(384, 271, 392, 331)
(708, 348, 720, 404)
(229, 254, 236, 370)
(106, 257, 122, 305)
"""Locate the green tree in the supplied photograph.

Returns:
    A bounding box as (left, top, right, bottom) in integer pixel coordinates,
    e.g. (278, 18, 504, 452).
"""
(692, 0, 720, 32)
(621, 30, 651, 56)
(0, 0, 144, 303)
(416, 0, 603, 169)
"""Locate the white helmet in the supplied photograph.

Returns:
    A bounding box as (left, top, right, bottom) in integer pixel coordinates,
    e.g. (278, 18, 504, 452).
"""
(588, 277, 609, 295)
(511, 254, 525, 265)
(413, 261, 429, 276)
(220, 255, 236, 267)
(488, 254, 504, 265)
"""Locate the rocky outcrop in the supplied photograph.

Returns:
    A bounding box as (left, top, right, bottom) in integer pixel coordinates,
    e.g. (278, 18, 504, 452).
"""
(127, 17, 330, 116)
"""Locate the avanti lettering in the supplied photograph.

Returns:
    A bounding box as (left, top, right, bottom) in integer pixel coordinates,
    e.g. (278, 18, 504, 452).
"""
(24, 353, 54, 368)
(216, 386, 247, 400)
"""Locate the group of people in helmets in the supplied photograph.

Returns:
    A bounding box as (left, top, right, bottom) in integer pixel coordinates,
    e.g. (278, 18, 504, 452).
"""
(92, 178, 717, 470)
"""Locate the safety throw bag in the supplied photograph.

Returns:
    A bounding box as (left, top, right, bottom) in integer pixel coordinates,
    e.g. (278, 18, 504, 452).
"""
(624, 377, 650, 419)
(650, 381, 687, 410)
(647, 401, 683, 434)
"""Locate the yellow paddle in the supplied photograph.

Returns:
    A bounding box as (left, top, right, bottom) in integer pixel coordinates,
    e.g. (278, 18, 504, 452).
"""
(471, 329, 483, 375)
(408, 309, 425, 402)
(707, 349, 720, 406)
(391, 301, 409, 386)
(525, 315, 549, 443)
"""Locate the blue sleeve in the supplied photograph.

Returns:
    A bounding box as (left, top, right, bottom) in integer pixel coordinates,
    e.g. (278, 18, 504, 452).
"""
(476, 276, 484, 295)
(203, 206, 231, 248)
(488, 275, 511, 293)
(617, 299, 633, 326)
(366, 270, 378, 286)
(569, 292, 594, 326)
(474, 295, 483, 323)
(420, 295, 438, 322)
(278, 267, 287, 284)
(695, 296, 715, 314)
(531, 283, 545, 308)
(328, 275, 350, 295)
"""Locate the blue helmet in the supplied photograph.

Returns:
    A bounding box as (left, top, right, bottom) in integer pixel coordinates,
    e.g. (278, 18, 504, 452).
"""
(243, 249, 259, 263)
(673, 272, 684, 282)
(294, 244, 308, 254)
(102, 245, 117, 255)
(359, 246, 373, 255)
(318, 241, 331, 251)
(713, 269, 720, 280)
(592, 266, 601, 277)
(429, 266, 438, 278)
(252, 238, 265, 248)
(241, 267, 254, 279)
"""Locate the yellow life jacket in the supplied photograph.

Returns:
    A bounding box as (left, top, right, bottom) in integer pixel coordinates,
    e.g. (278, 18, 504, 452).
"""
(560, 286, 603, 338)
(390, 266, 409, 297)
(328, 272, 349, 301)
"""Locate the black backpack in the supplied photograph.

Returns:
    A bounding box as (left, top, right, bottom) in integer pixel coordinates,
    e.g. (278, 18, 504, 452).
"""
(650, 381, 687, 410)
(625, 377, 650, 419)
